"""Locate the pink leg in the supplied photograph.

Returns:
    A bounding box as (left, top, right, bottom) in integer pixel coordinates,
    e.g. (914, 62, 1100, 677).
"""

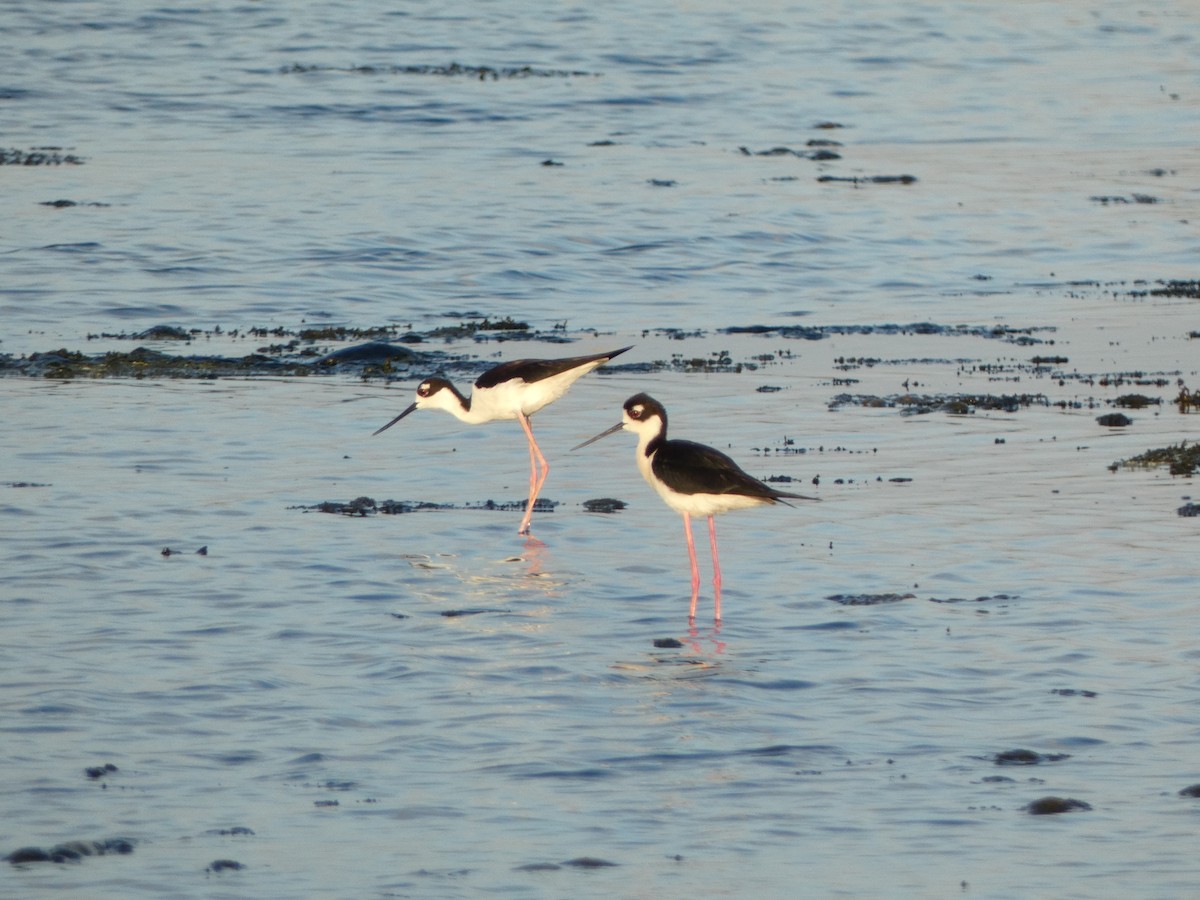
(708, 515, 722, 621)
(682, 513, 700, 619)
(516, 413, 549, 535)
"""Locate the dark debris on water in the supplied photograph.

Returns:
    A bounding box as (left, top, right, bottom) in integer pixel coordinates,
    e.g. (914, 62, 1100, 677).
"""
(929, 594, 1016, 604)
(991, 749, 1070, 766)
(1114, 442, 1200, 477)
(1129, 279, 1200, 299)
(1025, 797, 1091, 815)
(723, 321, 1053, 344)
(206, 859, 246, 873)
(828, 392, 1049, 415)
(817, 174, 918, 185)
(827, 592, 914, 606)
(2, 146, 85, 165)
(7, 837, 135, 866)
(298, 497, 559, 516)
(583, 497, 627, 514)
(0, 319, 569, 381)
(282, 62, 599, 79)
(3, 317, 1068, 381)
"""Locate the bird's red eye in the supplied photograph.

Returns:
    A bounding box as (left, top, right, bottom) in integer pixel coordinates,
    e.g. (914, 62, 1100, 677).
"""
(418, 383, 431, 397)
(629, 406, 642, 419)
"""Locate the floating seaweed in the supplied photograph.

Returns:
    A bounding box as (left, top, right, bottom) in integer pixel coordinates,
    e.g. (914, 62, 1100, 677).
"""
(1, 146, 84, 165)
(1115, 442, 1200, 476)
(829, 392, 1049, 415)
(282, 62, 597, 79)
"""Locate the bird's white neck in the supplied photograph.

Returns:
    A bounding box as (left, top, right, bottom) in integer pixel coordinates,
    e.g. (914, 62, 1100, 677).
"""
(632, 426, 663, 485)
(423, 385, 475, 422)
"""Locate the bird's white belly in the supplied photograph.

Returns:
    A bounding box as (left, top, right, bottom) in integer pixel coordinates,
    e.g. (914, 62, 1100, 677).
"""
(468, 368, 595, 422)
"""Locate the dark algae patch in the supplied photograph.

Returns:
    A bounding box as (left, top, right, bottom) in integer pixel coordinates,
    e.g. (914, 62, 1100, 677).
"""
(0, 319, 555, 380)
(829, 392, 1049, 415)
(1124, 279, 1200, 299)
(562, 857, 619, 868)
(6, 837, 135, 865)
(991, 749, 1070, 766)
(282, 62, 598, 79)
(2, 146, 84, 165)
(1175, 385, 1200, 413)
(297, 497, 559, 517)
(300, 497, 452, 516)
(206, 859, 246, 873)
(827, 592, 914, 606)
(1114, 442, 1200, 476)
(723, 321, 1054, 344)
(516, 857, 619, 872)
(929, 594, 1017, 605)
(739, 144, 841, 162)
(582, 497, 627, 513)
(6, 346, 325, 380)
(3, 317, 1066, 382)
(1112, 394, 1159, 409)
(1025, 797, 1091, 815)
(817, 174, 917, 185)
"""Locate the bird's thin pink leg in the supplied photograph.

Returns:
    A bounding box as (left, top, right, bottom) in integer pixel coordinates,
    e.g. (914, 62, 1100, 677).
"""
(517, 413, 549, 535)
(683, 513, 700, 619)
(708, 515, 722, 622)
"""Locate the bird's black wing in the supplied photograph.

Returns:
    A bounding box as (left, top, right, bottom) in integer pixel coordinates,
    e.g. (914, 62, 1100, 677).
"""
(654, 439, 819, 502)
(474, 347, 631, 389)
(652, 440, 769, 498)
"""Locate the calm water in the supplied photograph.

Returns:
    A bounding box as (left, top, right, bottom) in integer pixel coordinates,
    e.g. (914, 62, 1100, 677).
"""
(3, 1, 1200, 897)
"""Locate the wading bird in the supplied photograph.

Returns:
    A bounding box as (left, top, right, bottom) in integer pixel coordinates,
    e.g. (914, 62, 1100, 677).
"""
(374, 346, 632, 535)
(574, 392, 818, 620)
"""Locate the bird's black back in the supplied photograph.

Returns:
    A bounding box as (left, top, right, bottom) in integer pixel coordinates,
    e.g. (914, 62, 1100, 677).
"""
(651, 437, 808, 502)
(475, 346, 631, 390)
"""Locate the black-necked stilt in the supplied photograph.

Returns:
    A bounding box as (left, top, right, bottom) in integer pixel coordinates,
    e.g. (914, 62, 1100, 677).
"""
(574, 392, 818, 621)
(374, 346, 632, 535)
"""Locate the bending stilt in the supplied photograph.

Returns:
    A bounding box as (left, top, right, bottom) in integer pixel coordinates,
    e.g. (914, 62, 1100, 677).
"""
(517, 413, 549, 535)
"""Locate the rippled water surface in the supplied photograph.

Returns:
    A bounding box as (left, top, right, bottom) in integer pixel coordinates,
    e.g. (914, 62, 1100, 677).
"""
(3, 1, 1199, 897)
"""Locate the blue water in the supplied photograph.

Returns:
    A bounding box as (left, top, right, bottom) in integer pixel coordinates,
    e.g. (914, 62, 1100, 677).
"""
(3, 1, 1200, 897)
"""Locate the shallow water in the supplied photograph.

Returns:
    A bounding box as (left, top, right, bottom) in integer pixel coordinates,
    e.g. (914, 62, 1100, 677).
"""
(3, 1, 1200, 897)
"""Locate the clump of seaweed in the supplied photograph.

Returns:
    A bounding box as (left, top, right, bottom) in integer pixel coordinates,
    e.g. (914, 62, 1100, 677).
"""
(303, 497, 453, 516)
(1114, 442, 1200, 476)
(1, 147, 84, 166)
(9, 347, 319, 380)
(1177, 385, 1200, 413)
(1126, 280, 1200, 299)
(282, 62, 598, 79)
(1112, 394, 1159, 409)
(724, 322, 1054, 345)
(828, 392, 1049, 415)
(428, 317, 531, 340)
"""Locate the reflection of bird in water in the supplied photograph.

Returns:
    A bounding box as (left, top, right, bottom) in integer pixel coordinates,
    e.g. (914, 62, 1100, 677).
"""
(373, 346, 632, 535)
(575, 393, 818, 621)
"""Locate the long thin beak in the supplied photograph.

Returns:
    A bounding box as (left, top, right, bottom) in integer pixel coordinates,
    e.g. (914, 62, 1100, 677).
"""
(571, 421, 623, 451)
(372, 402, 419, 436)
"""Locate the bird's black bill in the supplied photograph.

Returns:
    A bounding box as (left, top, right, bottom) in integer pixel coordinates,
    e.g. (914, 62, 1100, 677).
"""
(372, 402, 419, 436)
(571, 421, 623, 451)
